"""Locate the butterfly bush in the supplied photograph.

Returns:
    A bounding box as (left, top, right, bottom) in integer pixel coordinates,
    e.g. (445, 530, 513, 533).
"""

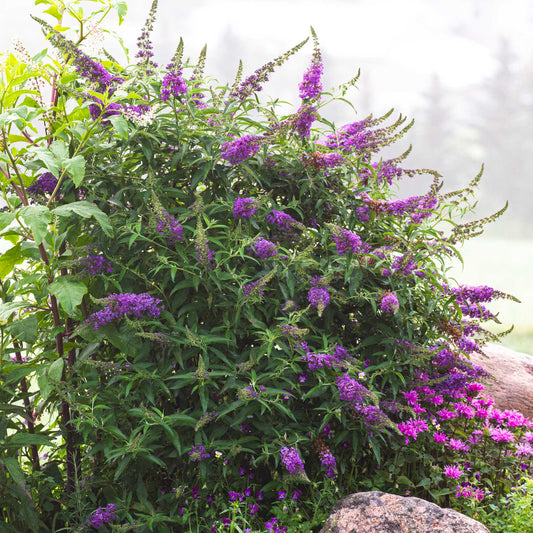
(0, 1, 524, 531)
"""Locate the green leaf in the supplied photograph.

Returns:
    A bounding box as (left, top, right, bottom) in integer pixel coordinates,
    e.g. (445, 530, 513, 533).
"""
(0, 245, 24, 279)
(8, 315, 38, 343)
(49, 140, 68, 161)
(109, 114, 129, 138)
(52, 201, 113, 237)
(2, 457, 26, 488)
(64, 155, 86, 186)
(19, 205, 51, 245)
(5, 432, 53, 446)
(0, 212, 15, 232)
(37, 373, 51, 400)
(112, 0, 128, 24)
(47, 358, 64, 382)
(48, 277, 87, 316)
(31, 146, 59, 176)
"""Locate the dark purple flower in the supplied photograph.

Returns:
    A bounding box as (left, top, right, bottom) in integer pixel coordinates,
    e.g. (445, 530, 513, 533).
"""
(280, 446, 306, 477)
(380, 291, 399, 314)
(188, 444, 211, 462)
(89, 100, 122, 123)
(221, 135, 262, 165)
(307, 277, 330, 316)
(27, 172, 58, 200)
(299, 43, 323, 100)
(331, 228, 367, 255)
(336, 373, 370, 403)
(87, 292, 163, 330)
(135, 0, 158, 75)
(233, 197, 259, 218)
(252, 237, 277, 258)
(292, 104, 316, 138)
(319, 449, 337, 478)
(161, 69, 188, 101)
(155, 209, 184, 244)
(79, 255, 113, 275)
(85, 503, 117, 529)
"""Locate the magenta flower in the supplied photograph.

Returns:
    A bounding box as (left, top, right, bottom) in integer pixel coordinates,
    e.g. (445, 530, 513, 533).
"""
(443, 465, 463, 480)
(489, 427, 515, 444)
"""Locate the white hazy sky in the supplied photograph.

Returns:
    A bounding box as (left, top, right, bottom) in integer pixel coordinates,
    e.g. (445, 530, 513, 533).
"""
(2, 0, 533, 116)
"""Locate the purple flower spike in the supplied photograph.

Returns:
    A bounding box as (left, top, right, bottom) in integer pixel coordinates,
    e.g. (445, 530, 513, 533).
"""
(280, 446, 306, 478)
(85, 503, 117, 529)
(307, 276, 330, 316)
(253, 237, 277, 258)
(221, 135, 262, 165)
(87, 292, 163, 330)
(380, 291, 399, 314)
(233, 197, 259, 218)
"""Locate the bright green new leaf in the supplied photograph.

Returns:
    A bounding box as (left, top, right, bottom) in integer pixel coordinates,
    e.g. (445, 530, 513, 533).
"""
(48, 358, 64, 382)
(64, 155, 86, 186)
(19, 205, 51, 245)
(48, 277, 87, 316)
(0, 244, 24, 278)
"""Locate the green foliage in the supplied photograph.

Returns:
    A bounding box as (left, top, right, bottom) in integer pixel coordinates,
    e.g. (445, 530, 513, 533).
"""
(0, 1, 525, 532)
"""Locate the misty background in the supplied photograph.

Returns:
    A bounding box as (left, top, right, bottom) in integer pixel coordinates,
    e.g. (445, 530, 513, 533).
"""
(1, 0, 533, 351)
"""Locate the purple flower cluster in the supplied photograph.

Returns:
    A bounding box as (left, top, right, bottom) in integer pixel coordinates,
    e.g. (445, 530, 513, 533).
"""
(319, 449, 337, 478)
(307, 277, 330, 316)
(332, 228, 367, 255)
(356, 192, 438, 223)
(302, 151, 346, 169)
(380, 291, 399, 313)
(443, 465, 463, 480)
(79, 255, 113, 275)
(452, 285, 500, 304)
(299, 52, 323, 100)
(265, 517, 288, 533)
(280, 446, 306, 477)
(188, 444, 210, 462)
(336, 373, 370, 403)
(292, 104, 316, 138)
(233, 197, 259, 218)
(135, 1, 158, 75)
(323, 119, 383, 154)
(155, 210, 184, 244)
(221, 135, 262, 165)
(85, 503, 117, 529)
(358, 160, 408, 186)
(266, 209, 301, 243)
(87, 292, 163, 330)
(89, 100, 122, 123)
(161, 69, 188, 101)
(242, 278, 267, 298)
(27, 172, 58, 199)
(253, 237, 277, 258)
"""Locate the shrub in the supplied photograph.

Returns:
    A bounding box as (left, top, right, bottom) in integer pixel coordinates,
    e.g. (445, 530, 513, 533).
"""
(0, 1, 529, 531)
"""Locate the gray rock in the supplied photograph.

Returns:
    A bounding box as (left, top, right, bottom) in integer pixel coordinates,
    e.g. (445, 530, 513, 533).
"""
(320, 491, 490, 533)
(470, 342, 533, 418)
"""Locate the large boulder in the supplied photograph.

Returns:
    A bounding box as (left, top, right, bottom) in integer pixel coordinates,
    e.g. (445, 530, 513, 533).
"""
(470, 343, 533, 418)
(319, 491, 490, 533)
